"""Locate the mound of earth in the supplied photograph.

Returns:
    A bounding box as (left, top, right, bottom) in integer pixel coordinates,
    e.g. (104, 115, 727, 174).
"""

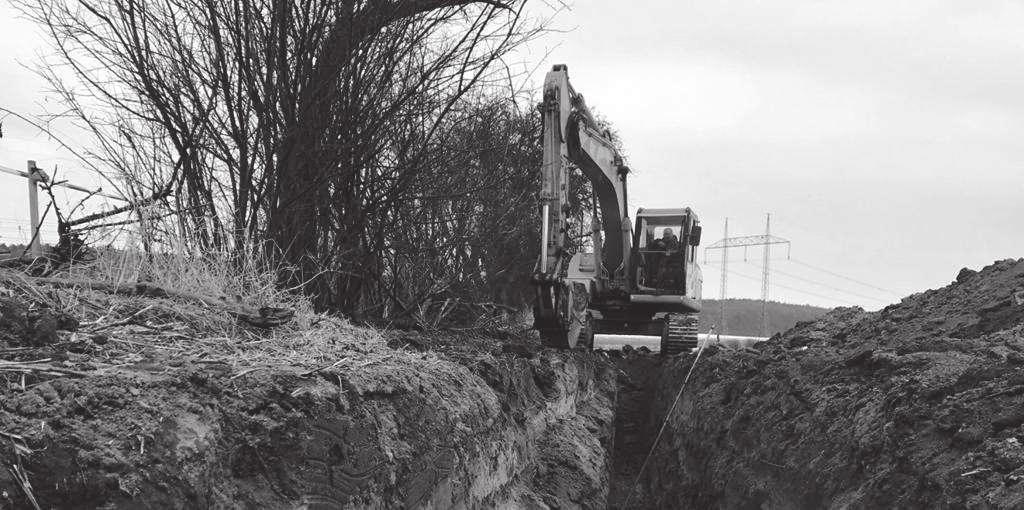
(642, 259, 1024, 509)
(0, 280, 616, 509)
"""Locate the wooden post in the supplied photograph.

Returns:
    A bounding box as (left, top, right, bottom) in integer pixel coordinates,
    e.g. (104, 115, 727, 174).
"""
(27, 160, 42, 258)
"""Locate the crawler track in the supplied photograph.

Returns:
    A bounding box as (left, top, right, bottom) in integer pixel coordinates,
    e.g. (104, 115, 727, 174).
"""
(661, 313, 698, 355)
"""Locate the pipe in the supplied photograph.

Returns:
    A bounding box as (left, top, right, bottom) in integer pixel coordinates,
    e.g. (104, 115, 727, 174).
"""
(593, 334, 661, 351)
(593, 333, 769, 352)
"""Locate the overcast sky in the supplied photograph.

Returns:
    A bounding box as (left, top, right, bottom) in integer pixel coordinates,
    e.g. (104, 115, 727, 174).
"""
(520, 0, 1024, 309)
(2, 1, 1023, 309)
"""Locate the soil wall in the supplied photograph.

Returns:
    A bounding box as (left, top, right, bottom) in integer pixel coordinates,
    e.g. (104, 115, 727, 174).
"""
(1, 343, 616, 509)
(640, 259, 1024, 509)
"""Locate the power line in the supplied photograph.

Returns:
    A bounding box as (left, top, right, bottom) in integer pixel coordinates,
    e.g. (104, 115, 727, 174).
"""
(0, 164, 126, 201)
(705, 262, 862, 306)
(746, 261, 892, 304)
(761, 216, 905, 296)
(788, 257, 904, 297)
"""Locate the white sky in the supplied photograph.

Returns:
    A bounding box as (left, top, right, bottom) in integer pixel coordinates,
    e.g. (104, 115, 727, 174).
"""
(2, 1, 1023, 309)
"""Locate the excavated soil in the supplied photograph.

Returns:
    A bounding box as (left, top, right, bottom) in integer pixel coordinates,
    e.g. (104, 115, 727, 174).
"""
(636, 259, 1024, 509)
(0, 295, 617, 509)
(4, 257, 1024, 509)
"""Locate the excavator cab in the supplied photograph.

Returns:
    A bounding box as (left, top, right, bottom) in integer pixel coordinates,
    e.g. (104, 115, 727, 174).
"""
(632, 208, 702, 296)
(637, 224, 682, 290)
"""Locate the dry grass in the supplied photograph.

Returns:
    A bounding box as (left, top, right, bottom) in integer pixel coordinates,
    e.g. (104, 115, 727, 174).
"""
(0, 243, 396, 370)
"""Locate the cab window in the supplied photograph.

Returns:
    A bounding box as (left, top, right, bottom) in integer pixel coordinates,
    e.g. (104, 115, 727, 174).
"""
(640, 221, 683, 252)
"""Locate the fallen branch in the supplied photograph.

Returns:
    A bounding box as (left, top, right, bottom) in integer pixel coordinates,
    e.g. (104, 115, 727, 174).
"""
(89, 304, 156, 332)
(0, 361, 90, 378)
(7, 448, 41, 510)
(65, 161, 179, 228)
(229, 367, 264, 380)
(18, 275, 294, 328)
(300, 357, 349, 377)
(0, 347, 35, 355)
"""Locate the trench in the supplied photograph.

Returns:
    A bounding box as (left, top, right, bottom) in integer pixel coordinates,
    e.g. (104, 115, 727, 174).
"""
(605, 352, 675, 510)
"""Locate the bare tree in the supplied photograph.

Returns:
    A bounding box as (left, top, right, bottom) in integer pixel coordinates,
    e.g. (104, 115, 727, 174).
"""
(16, 0, 551, 317)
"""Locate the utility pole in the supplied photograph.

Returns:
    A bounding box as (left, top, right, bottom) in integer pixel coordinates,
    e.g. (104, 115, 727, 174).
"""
(719, 218, 728, 334)
(760, 213, 771, 337)
(0, 161, 125, 259)
(27, 161, 43, 258)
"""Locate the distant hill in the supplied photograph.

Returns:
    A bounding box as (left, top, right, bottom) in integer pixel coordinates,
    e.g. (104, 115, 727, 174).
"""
(699, 298, 830, 337)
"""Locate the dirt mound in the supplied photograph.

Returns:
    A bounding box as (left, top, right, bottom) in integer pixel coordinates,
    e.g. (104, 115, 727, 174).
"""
(0, 284, 617, 509)
(638, 259, 1024, 509)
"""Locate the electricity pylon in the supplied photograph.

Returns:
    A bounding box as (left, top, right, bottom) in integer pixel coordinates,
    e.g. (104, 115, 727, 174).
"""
(760, 214, 772, 337)
(719, 218, 728, 334)
(704, 214, 790, 337)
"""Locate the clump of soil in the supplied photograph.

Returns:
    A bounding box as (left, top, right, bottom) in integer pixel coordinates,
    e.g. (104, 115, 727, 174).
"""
(642, 259, 1024, 509)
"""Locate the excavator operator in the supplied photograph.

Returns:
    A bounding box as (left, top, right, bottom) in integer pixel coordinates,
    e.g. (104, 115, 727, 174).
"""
(656, 228, 682, 288)
(660, 228, 679, 250)
(643, 226, 662, 287)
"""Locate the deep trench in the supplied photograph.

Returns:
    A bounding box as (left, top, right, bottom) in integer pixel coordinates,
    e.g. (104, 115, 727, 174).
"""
(606, 353, 670, 510)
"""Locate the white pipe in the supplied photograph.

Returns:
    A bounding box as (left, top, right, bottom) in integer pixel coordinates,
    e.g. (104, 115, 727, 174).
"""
(701, 333, 769, 343)
(594, 334, 661, 351)
(593, 333, 770, 352)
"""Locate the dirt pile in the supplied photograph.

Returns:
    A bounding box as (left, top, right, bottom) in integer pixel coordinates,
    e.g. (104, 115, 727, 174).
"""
(641, 259, 1024, 509)
(0, 285, 617, 509)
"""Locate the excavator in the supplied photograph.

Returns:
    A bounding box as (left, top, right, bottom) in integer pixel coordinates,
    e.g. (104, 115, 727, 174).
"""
(532, 64, 704, 355)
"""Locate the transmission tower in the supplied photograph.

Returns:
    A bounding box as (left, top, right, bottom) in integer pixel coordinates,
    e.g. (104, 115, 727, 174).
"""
(761, 214, 771, 337)
(704, 214, 790, 337)
(719, 218, 728, 334)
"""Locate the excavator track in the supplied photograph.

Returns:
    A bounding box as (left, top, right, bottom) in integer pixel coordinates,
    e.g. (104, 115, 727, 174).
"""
(661, 313, 699, 355)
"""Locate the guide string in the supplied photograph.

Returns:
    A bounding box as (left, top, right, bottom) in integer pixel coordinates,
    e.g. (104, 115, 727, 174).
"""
(623, 332, 712, 508)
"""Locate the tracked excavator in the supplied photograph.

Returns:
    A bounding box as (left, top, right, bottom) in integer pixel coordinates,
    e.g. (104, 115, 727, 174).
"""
(532, 65, 703, 355)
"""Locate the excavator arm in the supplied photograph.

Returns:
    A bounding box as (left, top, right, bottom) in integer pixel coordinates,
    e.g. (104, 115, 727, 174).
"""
(533, 65, 631, 347)
(565, 111, 631, 280)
